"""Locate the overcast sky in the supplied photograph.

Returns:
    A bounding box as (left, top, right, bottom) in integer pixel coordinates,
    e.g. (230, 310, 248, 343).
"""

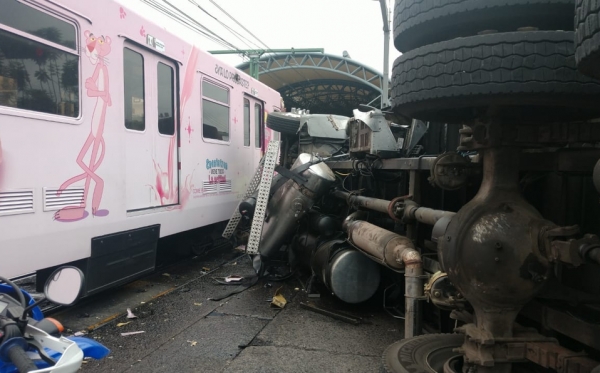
(124, 0, 396, 78)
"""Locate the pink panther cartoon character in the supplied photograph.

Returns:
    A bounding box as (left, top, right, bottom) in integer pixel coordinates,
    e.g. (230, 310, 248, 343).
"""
(54, 31, 111, 221)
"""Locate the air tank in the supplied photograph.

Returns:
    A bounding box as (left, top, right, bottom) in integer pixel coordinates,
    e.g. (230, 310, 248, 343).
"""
(310, 239, 381, 304)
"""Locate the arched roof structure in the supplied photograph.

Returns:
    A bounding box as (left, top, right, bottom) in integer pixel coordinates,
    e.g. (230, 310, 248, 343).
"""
(236, 52, 388, 116)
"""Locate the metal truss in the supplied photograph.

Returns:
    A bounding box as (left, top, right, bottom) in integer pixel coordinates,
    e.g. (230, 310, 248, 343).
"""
(279, 79, 381, 116)
(237, 52, 387, 115)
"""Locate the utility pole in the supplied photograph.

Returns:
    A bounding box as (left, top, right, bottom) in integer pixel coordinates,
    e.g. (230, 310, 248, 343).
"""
(375, 0, 391, 109)
(209, 48, 325, 79)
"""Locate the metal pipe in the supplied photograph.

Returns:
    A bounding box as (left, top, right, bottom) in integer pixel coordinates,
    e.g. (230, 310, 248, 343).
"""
(404, 202, 456, 226)
(585, 246, 600, 265)
(377, 0, 390, 108)
(333, 190, 391, 215)
(343, 219, 423, 337)
(334, 190, 456, 227)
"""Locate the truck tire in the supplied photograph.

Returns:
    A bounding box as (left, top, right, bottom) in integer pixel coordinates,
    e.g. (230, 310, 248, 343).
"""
(266, 112, 301, 135)
(575, 0, 600, 79)
(381, 334, 464, 373)
(393, 0, 575, 52)
(391, 31, 600, 123)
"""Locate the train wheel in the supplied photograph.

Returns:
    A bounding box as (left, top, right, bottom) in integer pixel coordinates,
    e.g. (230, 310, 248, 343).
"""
(381, 334, 463, 373)
(575, 0, 600, 79)
(391, 31, 600, 123)
(266, 112, 302, 135)
(393, 0, 574, 53)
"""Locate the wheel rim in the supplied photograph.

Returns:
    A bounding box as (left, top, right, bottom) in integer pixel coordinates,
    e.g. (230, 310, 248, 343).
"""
(426, 346, 462, 372)
(442, 356, 463, 373)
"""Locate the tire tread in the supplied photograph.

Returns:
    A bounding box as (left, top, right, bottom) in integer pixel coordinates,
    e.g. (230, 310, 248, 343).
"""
(391, 31, 600, 122)
(575, 0, 600, 79)
(393, 0, 575, 52)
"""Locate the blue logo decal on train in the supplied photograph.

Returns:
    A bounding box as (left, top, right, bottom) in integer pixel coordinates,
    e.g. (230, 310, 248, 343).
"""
(206, 158, 228, 183)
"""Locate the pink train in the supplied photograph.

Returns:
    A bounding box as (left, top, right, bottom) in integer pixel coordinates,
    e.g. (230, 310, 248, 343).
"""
(0, 0, 281, 294)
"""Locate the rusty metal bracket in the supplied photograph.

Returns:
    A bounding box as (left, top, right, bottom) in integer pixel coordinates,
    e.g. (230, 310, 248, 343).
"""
(455, 322, 599, 371)
(541, 225, 600, 266)
(526, 341, 599, 373)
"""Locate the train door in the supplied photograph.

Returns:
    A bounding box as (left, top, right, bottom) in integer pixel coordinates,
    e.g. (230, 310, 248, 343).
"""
(245, 95, 264, 170)
(123, 43, 179, 212)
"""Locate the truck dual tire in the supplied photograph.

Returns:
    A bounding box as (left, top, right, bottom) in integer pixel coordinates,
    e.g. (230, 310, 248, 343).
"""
(575, 0, 600, 79)
(391, 31, 600, 123)
(393, 0, 575, 53)
(266, 112, 301, 135)
(381, 334, 464, 373)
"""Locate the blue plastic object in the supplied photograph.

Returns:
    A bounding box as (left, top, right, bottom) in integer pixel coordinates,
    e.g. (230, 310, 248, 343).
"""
(0, 336, 110, 373)
(66, 337, 110, 359)
(0, 338, 28, 363)
(0, 284, 43, 321)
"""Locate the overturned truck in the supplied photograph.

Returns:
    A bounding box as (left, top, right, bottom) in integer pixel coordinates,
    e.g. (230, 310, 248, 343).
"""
(224, 0, 600, 372)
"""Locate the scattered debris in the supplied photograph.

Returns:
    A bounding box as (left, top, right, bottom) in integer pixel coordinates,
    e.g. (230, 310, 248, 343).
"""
(294, 288, 300, 291)
(270, 287, 287, 309)
(73, 331, 87, 337)
(126, 308, 138, 319)
(162, 273, 170, 277)
(225, 275, 243, 283)
(121, 331, 145, 336)
(264, 283, 272, 288)
(187, 340, 198, 346)
(194, 302, 202, 306)
(202, 267, 210, 272)
(116, 322, 131, 327)
(299, 302, 367, 326)
(234, 245, 246, 252)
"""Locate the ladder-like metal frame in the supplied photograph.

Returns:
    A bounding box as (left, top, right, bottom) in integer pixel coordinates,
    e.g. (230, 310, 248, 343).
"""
(222, 141, 280, 255)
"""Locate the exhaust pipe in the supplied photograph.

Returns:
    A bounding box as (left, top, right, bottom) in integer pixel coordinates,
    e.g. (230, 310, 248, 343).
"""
(343, 218, 423, 338)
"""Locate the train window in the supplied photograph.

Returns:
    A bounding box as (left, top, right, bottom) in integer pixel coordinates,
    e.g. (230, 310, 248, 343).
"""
(202, 80, 228, 104)
(243, 99, 250, 146)
(254, 103, 262, 148)
(0, 2, 79, 117)
(202, 80, 229, 141)
(157, 62, 174, 136)
(123, 48, 145, 131)
(0, 0, 76, 49)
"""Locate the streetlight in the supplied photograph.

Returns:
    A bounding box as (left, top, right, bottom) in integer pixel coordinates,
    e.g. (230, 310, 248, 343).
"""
(374, 0, 391, 109)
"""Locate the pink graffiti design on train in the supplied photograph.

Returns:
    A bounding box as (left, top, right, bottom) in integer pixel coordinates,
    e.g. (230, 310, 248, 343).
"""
(54, 30, 111, 222)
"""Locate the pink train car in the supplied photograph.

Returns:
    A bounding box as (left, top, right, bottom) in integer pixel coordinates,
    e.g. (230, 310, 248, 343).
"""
(0, 0, 282, 294)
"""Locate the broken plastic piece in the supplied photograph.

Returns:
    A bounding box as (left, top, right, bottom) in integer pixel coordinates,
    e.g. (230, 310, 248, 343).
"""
(121, 331, 145, 336)
(225, 275, 244, 283)
(116, 322, 130, 327)
(187, 340, 198, 346)
(126, 308, 138, 319)
(271, 287, 287, 309)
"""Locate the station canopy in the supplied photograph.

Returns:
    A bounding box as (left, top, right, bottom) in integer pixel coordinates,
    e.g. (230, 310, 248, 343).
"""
(237, 52, 388, 116)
